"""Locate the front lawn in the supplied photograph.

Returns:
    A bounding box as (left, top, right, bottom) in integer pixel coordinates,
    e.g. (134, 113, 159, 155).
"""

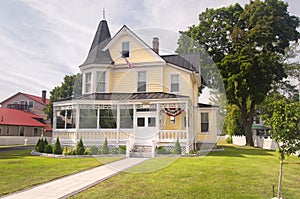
(72, 145, 300, 199)
(0, 148, 120, 196)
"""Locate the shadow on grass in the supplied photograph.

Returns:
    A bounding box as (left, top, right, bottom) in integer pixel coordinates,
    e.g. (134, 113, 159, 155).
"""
(0, 149, 31, 159)
(203, 144, 275, 158)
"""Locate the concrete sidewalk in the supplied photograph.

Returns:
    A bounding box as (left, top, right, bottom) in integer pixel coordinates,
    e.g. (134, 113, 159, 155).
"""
(2, 158, 148, 199)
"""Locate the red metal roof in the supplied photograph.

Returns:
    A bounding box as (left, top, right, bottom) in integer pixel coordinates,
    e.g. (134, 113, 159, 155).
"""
(0, 108, 46, 127)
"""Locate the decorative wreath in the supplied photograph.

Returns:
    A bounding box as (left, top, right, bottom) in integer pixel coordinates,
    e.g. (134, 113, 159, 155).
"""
(162, 108, 183, 117)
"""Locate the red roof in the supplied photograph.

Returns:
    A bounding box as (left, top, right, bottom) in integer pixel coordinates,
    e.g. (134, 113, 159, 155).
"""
(1, 92, 50, 105)
(0, 108, 47, 127)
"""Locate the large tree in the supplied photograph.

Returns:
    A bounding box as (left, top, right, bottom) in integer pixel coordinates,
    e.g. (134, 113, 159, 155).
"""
(44, 74, 82, 125)
(177, 0, 300, 146)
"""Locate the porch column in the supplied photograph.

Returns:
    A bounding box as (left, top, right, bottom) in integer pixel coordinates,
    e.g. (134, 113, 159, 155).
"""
(133, 104, 136, 138)
(116, 104, 120, 144)
(185, 102, 190, 153)
(75, 104, 80, 142)
(156, 103, 160, 143)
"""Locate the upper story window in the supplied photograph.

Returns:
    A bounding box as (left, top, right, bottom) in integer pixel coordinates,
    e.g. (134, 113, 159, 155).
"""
(121, 41, 130, 58)
(28, 101, 33, 108)
(96, 71, 106, 92)
(137, 71, 147, 92)
(201, 112, 209, 133)
(85, 72, 92, 93)
(170, 74, 180, 92)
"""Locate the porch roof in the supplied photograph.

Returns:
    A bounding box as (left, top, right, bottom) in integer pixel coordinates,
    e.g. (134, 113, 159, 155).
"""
(70, 92, 189, 101)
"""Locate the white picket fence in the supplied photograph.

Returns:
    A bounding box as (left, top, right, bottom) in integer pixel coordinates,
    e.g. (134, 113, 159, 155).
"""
(0, 136, 52, 146)
(232, 135, 278, 150)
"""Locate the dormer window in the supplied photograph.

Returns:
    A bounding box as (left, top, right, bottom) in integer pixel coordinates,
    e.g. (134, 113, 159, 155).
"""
(96, 71, 106, 92)
(85, 72, 92, 93)
(121, 41, 130, 58)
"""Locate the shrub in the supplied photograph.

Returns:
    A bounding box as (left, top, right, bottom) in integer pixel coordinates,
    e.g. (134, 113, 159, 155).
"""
(226, 135, 232, 144)
(118, 145, 126, 154)
(173, 139, 182, 155)
(44, 144, 53, 154)
(90, 145, 99, 155)
(76, 138, 85, 155)
(157, 146, 171, 154)
(35, 139, 41, 151)
(53, 137, 62, 154)
(100, 138, 109, 154)
(44, 138, 48, 146)
(37, 138, 45, 153)
(84, 148, 91, 155)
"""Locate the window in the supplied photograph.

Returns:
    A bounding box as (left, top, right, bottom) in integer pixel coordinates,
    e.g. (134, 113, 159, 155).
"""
(56, 110, 66, 129)
(6, 127, 9, 135)
(66, 110, 76, 129)
(120, 109, 133, 129)
(85, 72, 92, 93)
(33, 128, 38, 136)
(148, 117, 156, 127)
(137, 118, 145, 127)
(96, 71, 106, 92)
(79, 109, 97, 129)
(121, 41, 130, 58)
(137, 71, 147, 92)
(99, 109, 117, 129)
(19, 127, 25, 136)
(201, 112, 209, 132)
(170, 116, 175, 124)
(28, 101, 33, 108)
(170, 74, 180, 92)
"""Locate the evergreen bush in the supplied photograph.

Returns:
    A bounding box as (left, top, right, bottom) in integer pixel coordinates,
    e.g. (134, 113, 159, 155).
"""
(90, 145, 99, 155)
(44, 138, 48, 146)
(53, 137, 62, 154)
(173, 139, 182, 155)
(37, 138, 45, 153)
(157, 146, 171, 154)
(100, 138, 109, 154)
(44, 144, 53, 154)
(118, 145, 126, 154)
(76, 138, 85, 155)
(35, 139, 40, 151)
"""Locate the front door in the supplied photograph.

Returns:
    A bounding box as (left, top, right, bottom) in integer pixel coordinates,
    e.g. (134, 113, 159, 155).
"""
(135, 110, 157, 145)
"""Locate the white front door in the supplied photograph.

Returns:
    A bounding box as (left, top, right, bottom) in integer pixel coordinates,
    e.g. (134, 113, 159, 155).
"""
(135, 111, 157, 145)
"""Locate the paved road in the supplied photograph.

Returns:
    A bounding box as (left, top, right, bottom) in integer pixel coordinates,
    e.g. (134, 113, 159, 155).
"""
(0, 145, 34, 152)
(1, 158, 149, 199)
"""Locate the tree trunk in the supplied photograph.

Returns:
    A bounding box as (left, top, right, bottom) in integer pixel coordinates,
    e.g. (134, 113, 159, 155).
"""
(278, 160, 283, 199)
(239, 99, 255, 146)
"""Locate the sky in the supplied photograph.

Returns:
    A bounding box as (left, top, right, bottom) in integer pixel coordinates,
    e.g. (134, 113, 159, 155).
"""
(0, 0, 299, 102)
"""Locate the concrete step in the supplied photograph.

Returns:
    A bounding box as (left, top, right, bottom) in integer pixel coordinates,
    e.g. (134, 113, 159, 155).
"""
(131, 145, 152, 153)
(129, 152, 152, 158)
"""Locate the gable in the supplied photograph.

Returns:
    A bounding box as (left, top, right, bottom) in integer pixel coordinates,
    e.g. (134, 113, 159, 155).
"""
(103, 26, 165, 66)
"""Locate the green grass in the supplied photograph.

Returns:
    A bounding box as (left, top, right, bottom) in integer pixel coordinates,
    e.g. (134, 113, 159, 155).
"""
(72, 145, 300, 199)
(0, 149, 122, 196)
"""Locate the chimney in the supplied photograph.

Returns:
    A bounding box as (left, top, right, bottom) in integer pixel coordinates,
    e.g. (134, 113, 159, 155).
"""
(152, 37, 159, 54)
(42, 90, 46, 104)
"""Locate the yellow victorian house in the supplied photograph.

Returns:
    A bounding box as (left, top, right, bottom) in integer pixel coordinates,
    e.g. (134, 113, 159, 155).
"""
(52, 18, 218, 157)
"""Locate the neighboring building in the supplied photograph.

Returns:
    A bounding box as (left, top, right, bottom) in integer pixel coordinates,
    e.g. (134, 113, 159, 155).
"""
(52, 18, 219, 154)
(252, 115, 271, 138)
(0, 108, 51, 137)
(0, 91, 52, 136)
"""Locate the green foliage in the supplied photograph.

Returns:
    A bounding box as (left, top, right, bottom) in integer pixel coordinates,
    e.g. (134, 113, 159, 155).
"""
(226, 136, 232, 144)
(44, 73, 82, 125)
(53, 137, 62, 155)
(173, 139, 182, 155)
(176, 0, 300, 146)
(44, 139, 48, 146)
(90, 146, 99, 155)
(37, 139, 45, 153)
(225, 105, 243, 136)
(156, 146, 171, 154)
(44, 145, 53, 154)
(100, 138, 109, 155)
(35, 139, 41, 151)
(76, 138, 85, 155)
(118, 146, 126, 154)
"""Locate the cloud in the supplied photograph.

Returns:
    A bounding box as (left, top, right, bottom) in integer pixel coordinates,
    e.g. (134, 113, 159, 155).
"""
(0, 0, 299, 101)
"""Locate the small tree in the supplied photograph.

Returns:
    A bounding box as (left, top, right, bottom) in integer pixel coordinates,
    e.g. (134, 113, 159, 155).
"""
(173, 139, 182, 155)
(35, 138, 41, 151)
(44, 138, 48, 146)
(100, 138, 109, 154)
(53, 137, 62, 155)
(90, 146, 99, 155)
(261, 99, 300, 198)
(76, 138, 85, 155)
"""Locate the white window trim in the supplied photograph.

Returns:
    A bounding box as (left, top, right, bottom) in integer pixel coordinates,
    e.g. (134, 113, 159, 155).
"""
(136, 70, 147, 93)
(84, 72, 92, 94)
(170, 74, 180, 93)
(95, 71, 106, 93)
(200, 112, 210, 134)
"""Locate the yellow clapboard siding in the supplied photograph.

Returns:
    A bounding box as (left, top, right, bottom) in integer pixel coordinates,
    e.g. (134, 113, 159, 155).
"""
(148, 69, 163, 92)
(162, 111, 186, 130)
(197, 109, 217, 142)
(111, 70, 136, 93)
(109, 35, 159, 64)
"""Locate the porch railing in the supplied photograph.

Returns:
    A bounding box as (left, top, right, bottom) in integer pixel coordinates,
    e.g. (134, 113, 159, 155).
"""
(158, 130, 187, 142)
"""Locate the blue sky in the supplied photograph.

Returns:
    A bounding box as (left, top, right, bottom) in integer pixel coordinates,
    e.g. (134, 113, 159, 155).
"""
(0, 0, 299, 101)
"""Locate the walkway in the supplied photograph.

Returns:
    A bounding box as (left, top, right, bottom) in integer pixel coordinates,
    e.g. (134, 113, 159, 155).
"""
(2, 158, 148, 199)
